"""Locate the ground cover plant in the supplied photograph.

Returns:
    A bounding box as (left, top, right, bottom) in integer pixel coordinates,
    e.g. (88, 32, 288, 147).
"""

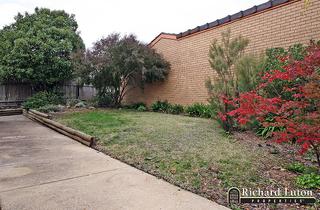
(56, 109, 308, 208)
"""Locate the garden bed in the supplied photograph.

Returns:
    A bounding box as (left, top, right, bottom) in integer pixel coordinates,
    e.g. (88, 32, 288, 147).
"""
(55, 109, 318, 209)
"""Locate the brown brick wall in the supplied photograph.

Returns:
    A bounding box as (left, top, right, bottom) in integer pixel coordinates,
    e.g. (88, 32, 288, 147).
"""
(125, 0, 320, 106)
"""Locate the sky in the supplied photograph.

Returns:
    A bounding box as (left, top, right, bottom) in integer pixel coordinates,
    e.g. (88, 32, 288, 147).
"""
(0, 0, 267, 48)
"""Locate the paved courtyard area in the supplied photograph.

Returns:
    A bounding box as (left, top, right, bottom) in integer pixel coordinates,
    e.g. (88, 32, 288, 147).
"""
(0, 115, 228, 210)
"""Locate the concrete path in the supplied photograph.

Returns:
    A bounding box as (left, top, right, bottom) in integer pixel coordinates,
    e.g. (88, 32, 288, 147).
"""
(0, 115, 229, 210)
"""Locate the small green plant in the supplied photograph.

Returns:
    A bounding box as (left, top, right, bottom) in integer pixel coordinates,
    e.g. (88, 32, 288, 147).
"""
(137, 105, 147, 112)
(296, 173, 320, 189)
(286, 162, 318, 174)
(286, 162, 306, 173)
(256, 116, 285, 138)
(23, 91, 63, 109)
(124, 102, 147, 110)
(256, 126, 275, 138)
(256, 126, 285, 138)
(185, 103, 213, 118)
(168, 104, 184, 115)
(151, 100, 171, 112)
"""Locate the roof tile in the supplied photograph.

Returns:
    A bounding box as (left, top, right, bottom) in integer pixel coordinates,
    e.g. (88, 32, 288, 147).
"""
(231, 11, 243, 21)
(151, 0, 293, 42)
(243, 5, 257, 16)
(219, 15, 231, 24)
(272, 0, 289, 6)
(208, 20, 219, 28)
(257, 1, 272, 12)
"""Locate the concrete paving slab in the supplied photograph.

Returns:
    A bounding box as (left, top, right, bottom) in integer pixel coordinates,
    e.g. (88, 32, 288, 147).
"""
(0, 115, 229, 210)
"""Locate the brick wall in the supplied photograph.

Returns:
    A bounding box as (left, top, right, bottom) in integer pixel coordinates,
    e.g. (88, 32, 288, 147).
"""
(125, 0, 320, 106)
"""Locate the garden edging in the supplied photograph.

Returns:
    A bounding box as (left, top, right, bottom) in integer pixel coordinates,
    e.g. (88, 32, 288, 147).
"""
(0, 108, 23, 116)
(23, 109, 96, 147)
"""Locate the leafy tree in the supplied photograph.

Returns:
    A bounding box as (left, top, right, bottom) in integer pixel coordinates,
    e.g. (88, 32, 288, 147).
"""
(83, 33, 170, 107)
(208, 29, 249, 98)
(207, 29, 249, 131)
(0, 8, 84, 90)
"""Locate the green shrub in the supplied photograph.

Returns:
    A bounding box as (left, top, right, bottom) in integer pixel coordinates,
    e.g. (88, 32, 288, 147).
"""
(185, 103, 213, 118)
(151, 100, 170, 112)
(23, 91, 63, 109)
(296, 173, 320, 189)
(124, 102, 147, 110)
(96, 94, 113, 107)
(263, 43, 308, 99)
(264, 44, 307, 72)
(150, 101, 184, 115)
(37, 104, 64, 113)
(168, 104, 184, 115)
(137, 105, 147, 112)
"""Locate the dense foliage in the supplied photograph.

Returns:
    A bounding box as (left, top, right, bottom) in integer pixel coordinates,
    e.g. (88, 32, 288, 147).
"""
(23, 91, 64, 109)
(168, 104, 184, 115)
(150, 100, 184, 115)
(228, 43, 320, 168)
(82, 34, 170, 107)
(0, 8, 84, 90)
(151, 100, 171, 112)
(185, 103, 213, 118)
(125, 100, 213, 117)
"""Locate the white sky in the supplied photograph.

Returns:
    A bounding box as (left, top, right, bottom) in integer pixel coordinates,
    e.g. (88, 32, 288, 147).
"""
(0, 0, 267, 48)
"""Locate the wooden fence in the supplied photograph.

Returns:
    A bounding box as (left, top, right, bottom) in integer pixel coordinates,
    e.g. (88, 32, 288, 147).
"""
(0, 84, 96, 108)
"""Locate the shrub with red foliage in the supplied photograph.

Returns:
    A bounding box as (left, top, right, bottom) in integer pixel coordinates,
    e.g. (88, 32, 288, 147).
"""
(228, 44, 320, 168)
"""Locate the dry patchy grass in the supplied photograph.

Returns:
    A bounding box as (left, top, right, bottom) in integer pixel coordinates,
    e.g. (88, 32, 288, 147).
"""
(57, 109, 298, 206)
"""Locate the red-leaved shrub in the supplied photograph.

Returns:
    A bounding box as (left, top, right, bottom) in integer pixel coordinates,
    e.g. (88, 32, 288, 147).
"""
(228, 43, 320, 168)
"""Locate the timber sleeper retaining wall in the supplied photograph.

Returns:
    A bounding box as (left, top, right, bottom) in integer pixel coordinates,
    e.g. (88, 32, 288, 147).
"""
(23, 109, 96, 147)
(0, 108, 23, 116)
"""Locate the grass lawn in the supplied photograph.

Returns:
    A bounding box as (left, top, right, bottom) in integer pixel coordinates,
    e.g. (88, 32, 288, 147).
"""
(56, 109, 292, 206)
